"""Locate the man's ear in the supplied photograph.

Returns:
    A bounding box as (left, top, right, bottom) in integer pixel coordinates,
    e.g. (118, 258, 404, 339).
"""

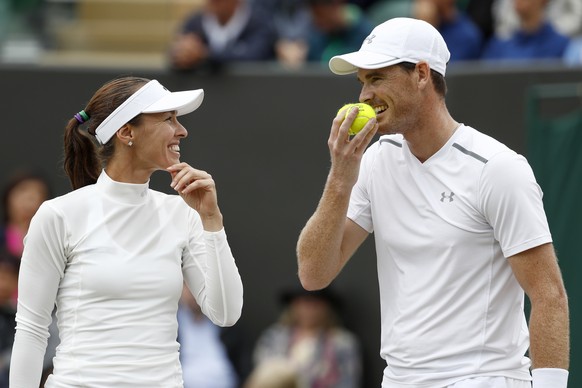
(415, 61, 431, 88)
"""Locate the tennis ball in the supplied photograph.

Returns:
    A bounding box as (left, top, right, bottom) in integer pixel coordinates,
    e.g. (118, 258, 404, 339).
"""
(337, 103, 376, 135)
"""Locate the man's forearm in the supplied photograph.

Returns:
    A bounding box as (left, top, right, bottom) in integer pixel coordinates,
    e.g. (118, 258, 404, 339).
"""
(529, 293, 570, 370)
(297, 177, 351, 290)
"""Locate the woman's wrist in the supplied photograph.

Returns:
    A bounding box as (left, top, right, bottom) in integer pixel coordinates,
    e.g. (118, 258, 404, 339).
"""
(200, 212, 223, 232)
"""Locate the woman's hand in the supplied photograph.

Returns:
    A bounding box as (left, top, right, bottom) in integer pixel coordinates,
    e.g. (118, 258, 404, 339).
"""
(167, 163, 223, 231)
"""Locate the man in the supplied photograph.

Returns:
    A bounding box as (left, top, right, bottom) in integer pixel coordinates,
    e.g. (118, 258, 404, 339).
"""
(296, 17, 569, 388)
(169, 0, 276, 71)
(413, 0, 484, 61)
(482, 0, 570, 61)
(305, 0, 373, 64)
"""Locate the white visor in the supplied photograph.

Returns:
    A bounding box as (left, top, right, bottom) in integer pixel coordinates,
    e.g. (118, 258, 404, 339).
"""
(95, 80, 204, 144)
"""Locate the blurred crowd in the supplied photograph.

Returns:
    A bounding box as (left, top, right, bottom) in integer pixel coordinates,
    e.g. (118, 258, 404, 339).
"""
(0, 170, 52, 387)
(1, 0, 581, 70)
(167, 0, 582, 70)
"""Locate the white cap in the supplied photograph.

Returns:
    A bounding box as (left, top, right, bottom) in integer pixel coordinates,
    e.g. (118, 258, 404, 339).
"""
(329, 17, 450, 76)
(95, 80, 204, 144)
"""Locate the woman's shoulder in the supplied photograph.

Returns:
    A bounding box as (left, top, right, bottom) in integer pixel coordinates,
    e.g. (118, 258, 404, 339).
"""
(45, 184, 96, 207)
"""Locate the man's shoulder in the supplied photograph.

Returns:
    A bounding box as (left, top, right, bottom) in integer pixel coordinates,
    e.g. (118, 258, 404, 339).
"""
(452, 125, 515, 164)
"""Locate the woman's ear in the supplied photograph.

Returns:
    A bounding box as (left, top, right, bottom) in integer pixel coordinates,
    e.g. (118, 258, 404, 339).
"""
(116, 124, 134, 147)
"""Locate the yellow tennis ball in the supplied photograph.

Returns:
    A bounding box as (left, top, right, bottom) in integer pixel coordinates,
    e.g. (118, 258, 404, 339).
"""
(337, 103, 376, 135)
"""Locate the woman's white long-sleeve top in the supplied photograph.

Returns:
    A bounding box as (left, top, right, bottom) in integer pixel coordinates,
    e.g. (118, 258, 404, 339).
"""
(9, 171, 243, 388)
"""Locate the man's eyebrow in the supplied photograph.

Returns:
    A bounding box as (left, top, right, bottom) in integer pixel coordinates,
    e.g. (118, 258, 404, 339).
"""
(358, 71, 384, 83)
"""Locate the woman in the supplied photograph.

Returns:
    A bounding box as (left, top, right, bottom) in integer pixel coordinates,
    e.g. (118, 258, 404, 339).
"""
(9, 77, 244, 387)
(250, 286, 361, 388)
(1, 170, 52, 261)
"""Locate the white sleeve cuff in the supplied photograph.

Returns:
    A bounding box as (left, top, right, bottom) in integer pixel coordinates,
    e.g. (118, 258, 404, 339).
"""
(532, 368, 569, 388)
(203, 228, 226, 237)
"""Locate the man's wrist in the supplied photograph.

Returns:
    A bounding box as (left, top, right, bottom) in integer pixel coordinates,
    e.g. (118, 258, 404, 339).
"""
(532, 368, 569, 388)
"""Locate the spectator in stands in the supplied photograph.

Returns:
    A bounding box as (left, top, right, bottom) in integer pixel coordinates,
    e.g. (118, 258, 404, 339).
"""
(365, 0, 413, 27)
(277, 0, 374, 68)
(307, 0, 373, 65)
(492, 0, 582, 39)
(564, 36, 582, 66)
(0, 251, 19, 388)
(413, 0, 483, 61)
(251, 285, 362, 388)
(268, 0, 312, 70)
(346, 0, 382, 12)
(276, 0, 373, 68)
(1, 170, 51, 263)
(0, 170, 54, 387)
(178, 284, 252, 388)
(464, 0, 495, 42)
(481, 0, 570, 61)
(365, 0, 483, 61)
(169, 0, 277, 71)
(243, 359, 300, 388)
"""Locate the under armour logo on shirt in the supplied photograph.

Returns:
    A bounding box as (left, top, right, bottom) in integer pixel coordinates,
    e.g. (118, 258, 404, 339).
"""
(365, 34, 376, 44)
(440, 192, 455, 202)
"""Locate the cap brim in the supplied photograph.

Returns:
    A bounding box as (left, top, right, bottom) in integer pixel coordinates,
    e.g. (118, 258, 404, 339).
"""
(142, 89, 204, 116)
(329, 51, 403, 75)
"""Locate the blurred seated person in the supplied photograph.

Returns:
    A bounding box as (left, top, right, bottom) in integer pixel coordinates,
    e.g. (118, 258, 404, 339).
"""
(243, 359, 300, 388)
(481, 0, 570, 61)
(492, 0, 582, 39)
(1, 170, 52, 261)
(0, 170, 51, 310)
(276, 0, 373, 69)
(169, 0, 277, 71)
(307, 0, 373, 65)
(251, 286, 362, 388)
(413, 0, 483, 61)
(0, 251, 19, 387)
(270, 0, 312, 70)
(255, 0, 311, 50)
(178, 285, 251, 388)
(365, 0, 414, 26)
(564, 36, 582, 66)
(464, 0, 496, 42)
(365, 0, 483, 61)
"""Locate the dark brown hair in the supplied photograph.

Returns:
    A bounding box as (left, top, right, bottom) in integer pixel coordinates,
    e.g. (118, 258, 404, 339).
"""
(397, 62, 447, 97)
(63, 76, 149, 190)
(1, 169, 52, 224)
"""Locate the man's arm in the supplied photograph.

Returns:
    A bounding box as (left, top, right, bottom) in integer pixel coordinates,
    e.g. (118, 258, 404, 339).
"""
(508, 243, 569, 380)
(297, 184, 369, 290)
(297, 107, 376, 290)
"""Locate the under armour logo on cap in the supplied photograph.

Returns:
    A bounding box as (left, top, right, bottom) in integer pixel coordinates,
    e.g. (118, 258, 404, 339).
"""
(365, 34, 376, 44)
(329, 17, 451, 76)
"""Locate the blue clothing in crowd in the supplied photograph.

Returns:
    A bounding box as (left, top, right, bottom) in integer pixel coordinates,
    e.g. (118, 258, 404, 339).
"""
(481, 22, 570, 61)
(179, 4, 277, 67)
(564, 37, 582, 65)
(439, 12, 484, 61)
